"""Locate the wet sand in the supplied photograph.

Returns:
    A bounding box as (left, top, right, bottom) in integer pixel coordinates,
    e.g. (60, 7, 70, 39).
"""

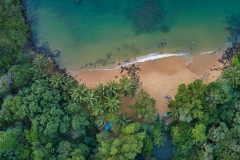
(69, 53, 223, 117)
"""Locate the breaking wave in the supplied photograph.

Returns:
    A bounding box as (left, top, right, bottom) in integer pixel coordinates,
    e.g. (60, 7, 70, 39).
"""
(92, 52, 189, 71)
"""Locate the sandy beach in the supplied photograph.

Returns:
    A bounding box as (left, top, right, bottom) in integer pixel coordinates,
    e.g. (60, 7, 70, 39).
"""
(69, 53, 223, 117)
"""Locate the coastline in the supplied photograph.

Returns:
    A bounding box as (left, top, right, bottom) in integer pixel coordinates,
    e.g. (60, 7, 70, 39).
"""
(69, 53, 223, 117)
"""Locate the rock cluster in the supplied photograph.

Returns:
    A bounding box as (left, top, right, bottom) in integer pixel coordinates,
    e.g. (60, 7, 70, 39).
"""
(120, 63, 141, 83)
(218, 42, 240, 68)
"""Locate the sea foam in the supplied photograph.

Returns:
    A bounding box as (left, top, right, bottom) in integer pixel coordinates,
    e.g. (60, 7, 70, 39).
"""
(200, 51, 217, 55)
(92, 52, 189, 71)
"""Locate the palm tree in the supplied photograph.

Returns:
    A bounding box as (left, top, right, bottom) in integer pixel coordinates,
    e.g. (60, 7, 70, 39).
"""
(32, 54, 49, 69)
(222, 67, 240, 87)
(49, 72, 67, 90)
(31, 54, 51, 79)
(69, 84, 88, 103)
(104, 95, 122, 113)
(105, 80, 120, 98)
(169, 105, 179, 118)
(118, 113, 132, 127)
(82, 89, 99, 109)
(95, 84, 107, 101)
(119, 77, 138, 96)
(91, 101, 105, 117)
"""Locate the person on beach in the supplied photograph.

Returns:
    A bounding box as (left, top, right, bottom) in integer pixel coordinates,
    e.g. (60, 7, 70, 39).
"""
(164, 96, 171, 99)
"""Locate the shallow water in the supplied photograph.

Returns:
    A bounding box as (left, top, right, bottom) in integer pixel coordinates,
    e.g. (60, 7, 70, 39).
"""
(23, 0, 240, 70)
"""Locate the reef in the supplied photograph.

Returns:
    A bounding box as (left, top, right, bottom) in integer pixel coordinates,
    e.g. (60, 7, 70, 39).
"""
(129, 0, 165, 34)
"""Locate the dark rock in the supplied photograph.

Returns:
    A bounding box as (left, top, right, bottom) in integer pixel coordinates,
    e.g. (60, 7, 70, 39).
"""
(48, 57, 56, 64)
(51, 50, 60, 57)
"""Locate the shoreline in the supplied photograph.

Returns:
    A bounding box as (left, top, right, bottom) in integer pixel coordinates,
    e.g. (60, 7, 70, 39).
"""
(69, 53, 224, 117)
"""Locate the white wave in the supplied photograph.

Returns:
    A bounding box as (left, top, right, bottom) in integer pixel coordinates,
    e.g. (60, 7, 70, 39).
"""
(91, 52, 189, 71)
(200, 51, 217, 55)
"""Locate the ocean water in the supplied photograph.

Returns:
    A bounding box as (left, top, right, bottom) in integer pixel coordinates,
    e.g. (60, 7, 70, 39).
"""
(22, 0, 240, 70)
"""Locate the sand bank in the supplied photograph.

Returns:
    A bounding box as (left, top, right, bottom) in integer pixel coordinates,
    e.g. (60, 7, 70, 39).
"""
(69, 53, 223, 117)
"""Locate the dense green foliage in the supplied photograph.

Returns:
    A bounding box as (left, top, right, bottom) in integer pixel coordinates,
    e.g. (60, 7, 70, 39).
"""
(0, 0, 29, 76)
(2, 0, 240, 160)
(0, 2, 166, 158)
(232, 53, 240, 67)
(168, 65, 240, 159)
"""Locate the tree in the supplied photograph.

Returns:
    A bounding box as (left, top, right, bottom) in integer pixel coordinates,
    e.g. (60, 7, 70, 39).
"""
(95, 83, 108, 101)
(119, 77, 138, 96)
(0, 73, 12, 98)
(105, 80, 121, 98)
(8, 64, 31, 88)
(192, 123, 207, 143)
(91, 101, 105, 117)
(104, 95, 122, 113)
(152, 121, 166, 147)
(130, 89, 157, 122)
(82, 88, 99, 108)
(118, 113, 132, 128)
(0, 0, 28, 75)
(57, 141, 72, 160)
(97, 122, 147, 160)
(222, 65, 240, 87)
(31, 54, 52, 80)
(69, 84, 88, 103)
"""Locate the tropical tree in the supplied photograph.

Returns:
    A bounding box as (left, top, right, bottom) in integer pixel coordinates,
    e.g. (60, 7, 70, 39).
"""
(49, 72, 67, 90)
(91, 101, 105, 117)
(82, 88, 99, 108)
(69, 84, 88, 103)
(97, 122, 147, 160)
(119, 77, 138, 96)
(222, 65, 240, 87)
(105, 80, 120, 98)
(118, 113, 132, 128)
(8, 64, 31, 88)
(95, 83, 107, 101)
(31, 54, 51, 79)
(130, 89, 157, 122)
(32, 54, 49, 69)
(104, 95, 122, 113)
(168, 104, 180, 118)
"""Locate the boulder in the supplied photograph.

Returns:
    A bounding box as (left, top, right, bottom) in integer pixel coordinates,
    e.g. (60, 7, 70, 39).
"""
(51, 50, 60, 57)
(48, 57, 56, 64)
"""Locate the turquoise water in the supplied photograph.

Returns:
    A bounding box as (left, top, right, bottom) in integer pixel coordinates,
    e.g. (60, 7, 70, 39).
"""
(23, 0, 240, 70)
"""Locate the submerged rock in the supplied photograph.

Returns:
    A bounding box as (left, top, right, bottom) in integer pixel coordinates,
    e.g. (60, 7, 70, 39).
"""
(51, 50, 60, 57)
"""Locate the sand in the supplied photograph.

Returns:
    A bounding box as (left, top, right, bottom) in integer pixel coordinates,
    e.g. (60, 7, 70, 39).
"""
(69, 53, 223, 117)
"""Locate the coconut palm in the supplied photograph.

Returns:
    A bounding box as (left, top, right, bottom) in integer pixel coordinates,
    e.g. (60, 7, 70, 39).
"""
(49, 72, 67, 90)
(222, 67, 240, 87)
(82, 89, 99, 108)
(118, 113, 132, 127)
(119, 77, 138, 96)
(169, 105, 179, 118)
(31, 54, 51, 79)
(32, 54, 49, 69)
(105, 80, 120, 98)
(91, 101, 105, 117)
(95, 84, 107, 101)
(104, 95, 122, 113)
(69, 84, 87, 103)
